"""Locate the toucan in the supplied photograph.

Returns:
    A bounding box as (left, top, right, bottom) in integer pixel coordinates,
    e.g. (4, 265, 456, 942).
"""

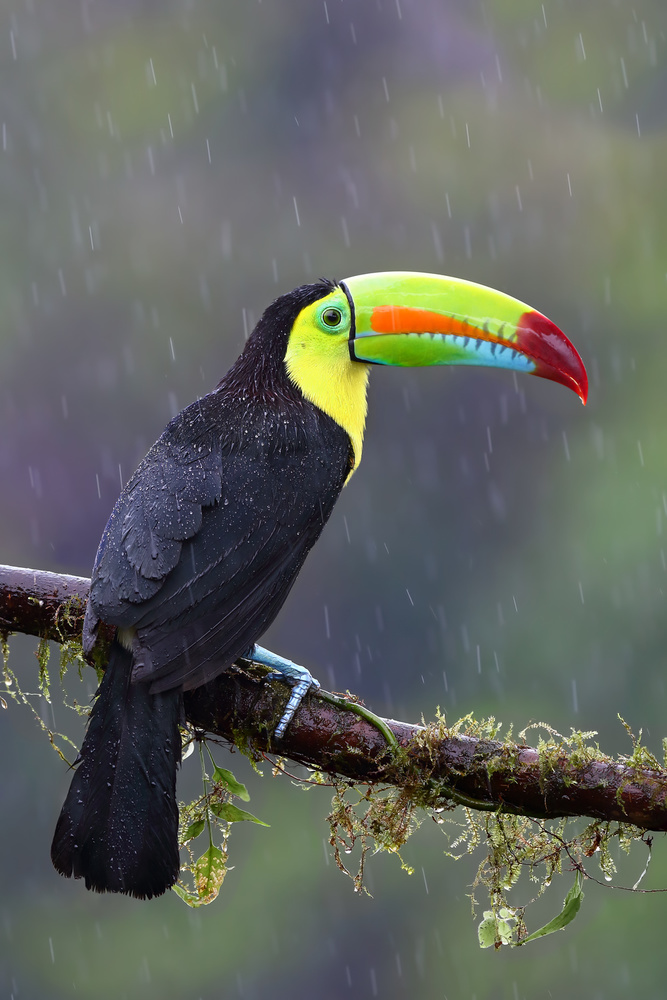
(51, 271, 587, 899)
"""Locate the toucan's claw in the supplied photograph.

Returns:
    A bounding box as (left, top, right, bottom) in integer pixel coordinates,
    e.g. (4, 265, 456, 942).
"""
(250, 644, 320, 739)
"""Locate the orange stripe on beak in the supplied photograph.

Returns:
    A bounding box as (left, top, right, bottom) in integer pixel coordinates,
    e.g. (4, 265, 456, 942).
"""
(370, 305, 486, 338)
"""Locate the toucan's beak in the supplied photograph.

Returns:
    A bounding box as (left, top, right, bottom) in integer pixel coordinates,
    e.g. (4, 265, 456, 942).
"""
(342, 271, 588, 404)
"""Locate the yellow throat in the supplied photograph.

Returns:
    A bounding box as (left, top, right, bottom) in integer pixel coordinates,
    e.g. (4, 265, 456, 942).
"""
(284, 290, 370, 476)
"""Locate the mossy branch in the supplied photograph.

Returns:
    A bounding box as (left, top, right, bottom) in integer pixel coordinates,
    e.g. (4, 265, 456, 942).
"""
(2, 562, 667, 833)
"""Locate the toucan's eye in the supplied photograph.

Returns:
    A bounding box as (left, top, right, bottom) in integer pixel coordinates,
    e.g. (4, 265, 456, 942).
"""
(321, 307, 343, 328)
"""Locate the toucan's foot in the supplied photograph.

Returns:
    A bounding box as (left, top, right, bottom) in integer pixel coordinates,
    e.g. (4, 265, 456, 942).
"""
(250, 645, 320, 739)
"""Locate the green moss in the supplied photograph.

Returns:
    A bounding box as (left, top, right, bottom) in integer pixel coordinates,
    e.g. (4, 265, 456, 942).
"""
(2, 631, 87, 761)
(326, 779, 421, 892)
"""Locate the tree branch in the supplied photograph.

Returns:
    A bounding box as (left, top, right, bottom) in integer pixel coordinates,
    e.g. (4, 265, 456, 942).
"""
(2, 562, 667, 832)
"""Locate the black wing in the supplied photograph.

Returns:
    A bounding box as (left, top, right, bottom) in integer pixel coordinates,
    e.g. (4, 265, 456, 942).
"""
(84, 391, 351, 693)
(86, 395, 225, 622)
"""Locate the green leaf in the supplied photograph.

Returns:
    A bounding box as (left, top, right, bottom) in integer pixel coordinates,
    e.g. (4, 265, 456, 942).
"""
(210, 802, 269, 826)
(183, 819, 206, 842)
(211, 766, 250, 801)
(194, 844, 226, 904)
(478, 907, 516, 949)
(171, 883, 205, 908)
(519, 873, 584, 945)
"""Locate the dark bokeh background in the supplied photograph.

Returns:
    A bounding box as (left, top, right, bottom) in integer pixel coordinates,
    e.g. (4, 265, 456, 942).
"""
(2, 1, 667, 996)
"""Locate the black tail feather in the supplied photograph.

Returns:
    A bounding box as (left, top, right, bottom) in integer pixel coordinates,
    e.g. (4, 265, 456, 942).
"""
(51, 640, 181, 899)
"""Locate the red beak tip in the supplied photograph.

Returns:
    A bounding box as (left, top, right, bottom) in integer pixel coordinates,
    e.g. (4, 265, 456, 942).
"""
(517, 311, 588, 406)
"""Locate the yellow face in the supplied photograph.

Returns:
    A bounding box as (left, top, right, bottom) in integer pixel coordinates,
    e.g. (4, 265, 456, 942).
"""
(284, 287, 370, 476)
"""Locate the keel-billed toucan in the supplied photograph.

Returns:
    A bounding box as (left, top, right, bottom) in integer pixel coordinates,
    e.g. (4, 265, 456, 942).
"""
(51, 271, 587, 899)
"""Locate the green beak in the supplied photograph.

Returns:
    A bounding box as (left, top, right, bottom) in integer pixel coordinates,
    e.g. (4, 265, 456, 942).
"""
(342, 271, 588, 403)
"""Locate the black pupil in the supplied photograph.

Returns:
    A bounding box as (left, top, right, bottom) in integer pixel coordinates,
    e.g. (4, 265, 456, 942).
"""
(323, 308, 341, 326)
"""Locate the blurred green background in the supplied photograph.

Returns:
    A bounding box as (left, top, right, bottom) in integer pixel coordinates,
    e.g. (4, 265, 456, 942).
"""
(2, 0, 667, 996)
